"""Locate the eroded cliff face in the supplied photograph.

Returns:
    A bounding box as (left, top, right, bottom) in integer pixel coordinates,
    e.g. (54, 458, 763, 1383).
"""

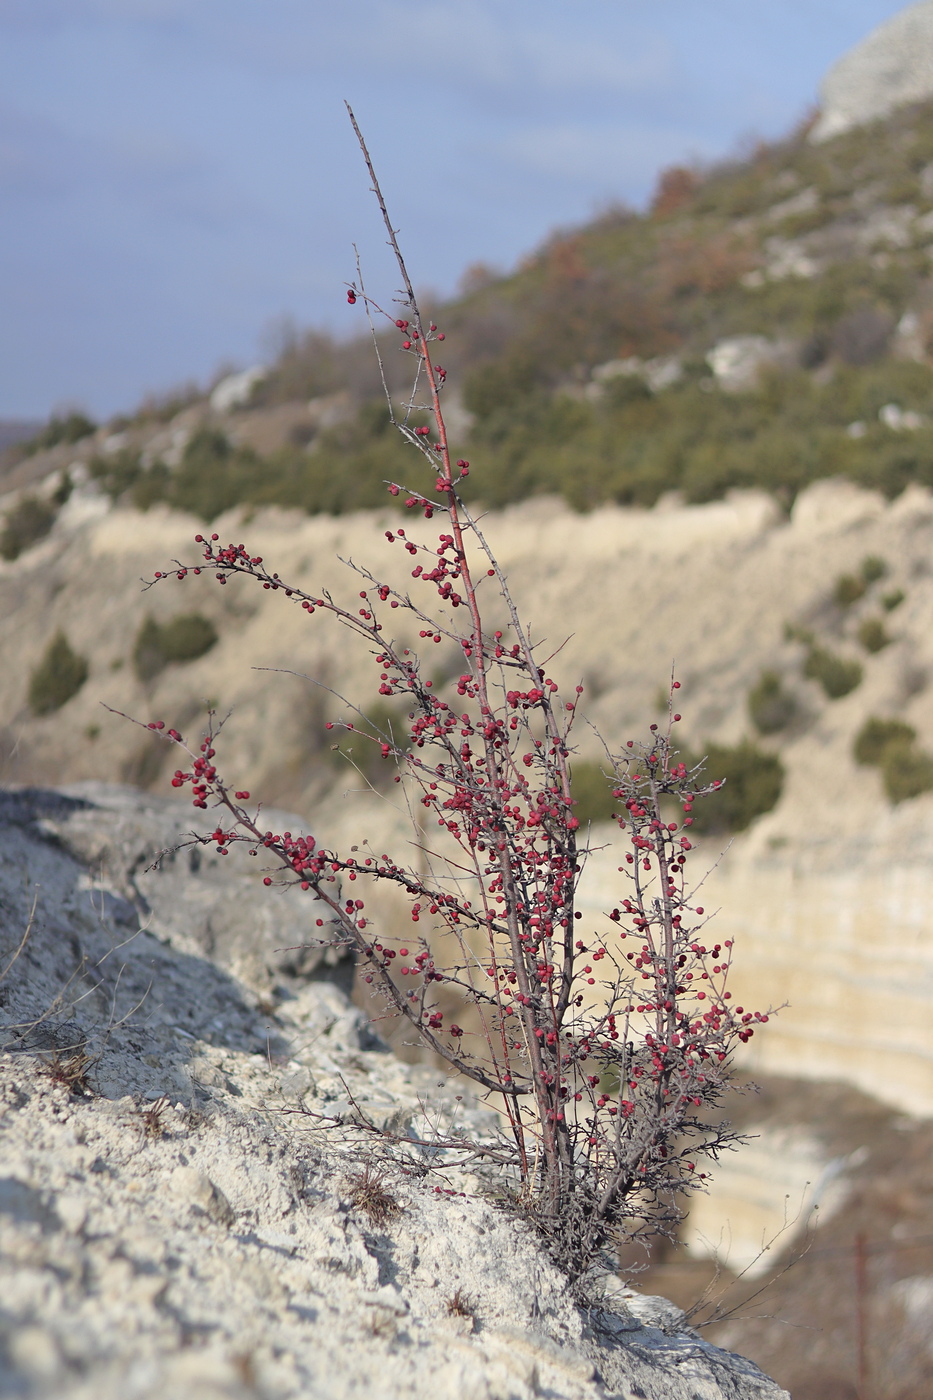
(2, 478, 933, 1116)
(0, 786, 787, 1400)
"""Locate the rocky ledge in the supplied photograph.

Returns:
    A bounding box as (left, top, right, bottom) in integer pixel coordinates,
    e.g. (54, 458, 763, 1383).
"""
(0, 784, 788, 1400)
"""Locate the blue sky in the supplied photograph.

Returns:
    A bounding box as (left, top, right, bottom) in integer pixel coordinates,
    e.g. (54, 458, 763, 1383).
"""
(0, 0, 918, 419)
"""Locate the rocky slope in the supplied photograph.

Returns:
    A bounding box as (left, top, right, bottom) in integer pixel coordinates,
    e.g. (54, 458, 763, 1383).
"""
(0, 784, 787, 1400)
(18, 63, 933, 522)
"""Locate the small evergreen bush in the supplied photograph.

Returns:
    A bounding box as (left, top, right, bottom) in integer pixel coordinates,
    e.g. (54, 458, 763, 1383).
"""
(833, 572, 866, 608)
(133, 614, 218, 682)
(882, 587, 905, 612)
(747, 669, 797, 734)
(853, 716, 915, 767)
(28, 632, 88, 715)
(852, 716, 933, 803)
(883, 747, 933, 804)
(860, 555, 887, 585)
(23, 411, 96, 455)
(570, 761, 619, 824)
(0, 497, 56, 561)
(804, 645, 863, 699)
(683, 741, 784, 834)
(857, 615, 891, 654)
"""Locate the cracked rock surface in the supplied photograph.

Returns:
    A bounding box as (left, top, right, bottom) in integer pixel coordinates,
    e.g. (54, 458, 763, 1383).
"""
(0, 784, 787, 1400)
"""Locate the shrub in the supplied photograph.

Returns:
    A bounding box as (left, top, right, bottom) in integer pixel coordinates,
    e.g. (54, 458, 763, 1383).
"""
(0, 496, 56, 561)
(133, 614, 218, 682)
(882, 746, 933, 803)
(23, 411, 96, 455)
(857, 615, 891, 653)
(330, 703, 408, 790)
(89, 449, 146, 502)
(833, 572, 866, 608)
(804, 645, 863, 699)
(882, 587, 905, 611)
(851, 716, 933, 802)
(683, 741, 784, 834)
(28, 632, 88, 715)
(747, 669, 797, 734)
(134, 116, 772, 1284)
(853, 716, 916, 767)
(570, 761, 619, 824)
(860, 554, 888, 585)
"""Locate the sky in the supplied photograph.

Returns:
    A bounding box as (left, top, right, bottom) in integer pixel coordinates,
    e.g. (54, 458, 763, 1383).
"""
(0, 0, 921, 420)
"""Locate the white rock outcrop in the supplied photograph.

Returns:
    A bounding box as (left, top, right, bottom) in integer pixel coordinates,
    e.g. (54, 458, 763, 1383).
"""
(812, 1, 933, 142)
(0, 785, 788, 1400)
(210, 367, 268, 415)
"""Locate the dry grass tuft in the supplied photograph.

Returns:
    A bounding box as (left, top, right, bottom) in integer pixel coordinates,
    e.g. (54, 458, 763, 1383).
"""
(45, 1050, 92, 1096)
(346, 1167, 402, 1227)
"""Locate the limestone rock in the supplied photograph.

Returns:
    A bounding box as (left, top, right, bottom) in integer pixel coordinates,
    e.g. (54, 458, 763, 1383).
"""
(813, 2, 933, 142)
(0, 784, 789, 1400)
(209, 367, 268, 414)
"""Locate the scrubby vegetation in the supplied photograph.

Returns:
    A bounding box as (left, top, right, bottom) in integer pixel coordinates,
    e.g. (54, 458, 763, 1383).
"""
(56, 95, 933, 520)
(132, 613, 218, 682)
(682, 741, 785, 834)
(853, 715, 933, 802)
(747, 670, 798, 735)
(0, 496, 56, 561)
(28, 632, 89, 716)
(90, 420, 420, 522)
(803, 645, 863, 700)
(570, 761, 618, 825)
(834, 556, 888, 610)
(22, 412, 96, 456)
(571, 741, 784, 833)
(857, 615, 891, 653)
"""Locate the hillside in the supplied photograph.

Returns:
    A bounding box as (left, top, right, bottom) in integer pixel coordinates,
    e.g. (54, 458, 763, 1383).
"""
(13, 95, 933, 528)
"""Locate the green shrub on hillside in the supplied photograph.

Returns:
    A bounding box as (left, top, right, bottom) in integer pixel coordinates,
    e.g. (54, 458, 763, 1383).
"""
(133, 614, 218, 682)
(833, 572, 866, 608)
(803, 645, 863, 699)
(882, 587, 906, 612)
(24, 412, 96, 456)
(853, 716, 933, 803)
(857, 616, 891, 654)
(883, 747, 933, 804)
(329, 703, 410, 790)
(853, 716, 916, 767)
(28, 632, 88, 715)
(89, 448, 145, 501)
(683, 741, 784, 834)
(570, 762, 619, 825)
(860, 555, 887, 585)
(747, 670, 797, 735)
(0, 496, 56, 561)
